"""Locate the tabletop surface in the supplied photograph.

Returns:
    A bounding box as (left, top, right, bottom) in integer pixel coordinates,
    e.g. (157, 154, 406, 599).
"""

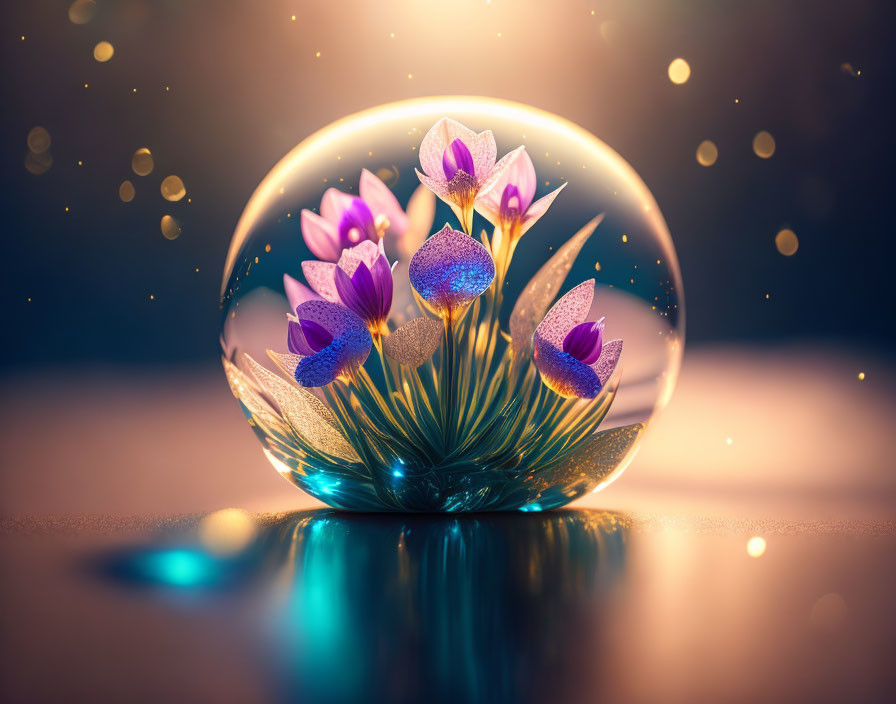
(2, 509, 894, 704)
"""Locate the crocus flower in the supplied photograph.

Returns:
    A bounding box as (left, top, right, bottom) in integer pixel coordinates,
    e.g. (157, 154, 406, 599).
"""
(476, 149, 566, 241)
(415, 118, 524, 234)
(533, 280, 622, 399)
(409, 225, 495, 317)
(287, 300, 372, 387)
(300, 169, 410, 262)
(300, 240, 394, 335)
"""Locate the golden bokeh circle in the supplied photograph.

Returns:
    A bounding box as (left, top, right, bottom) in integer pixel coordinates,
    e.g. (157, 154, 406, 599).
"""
(696, 140, 718, 166)
(119, 180, 135, 202)
(775, 228, 798, 256)
(161, 215, 181, 240)
(68, 0, 97, 24)
(25, 150, 53, 175)
(131, 148, 154, 176)
(668, 58, 691, 85)
(93, 41, 114, 62)
(27, 126, 51, 154)
(160, 175, 186, 201)
(752, 130, 776, 159)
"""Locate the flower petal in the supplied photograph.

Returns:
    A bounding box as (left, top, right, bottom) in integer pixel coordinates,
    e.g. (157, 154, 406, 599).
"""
(477, 145, 526, 198)
(401, 185, 436, 259)
(476, 148, 537, 225)
(519, 182, 567, 237)
(284, 273, 323, 312)
(320, 188, 355, 224)
(359, 168, 408, 237)
(419, 118, 479, 178)
(383, 316, 443, 366)
(442, 138, 477, 180)
(415, 168, 451, 200)
(534, 335, 602, 399)
(468, 129, 498, 180)
(301, 209, 341, 262)
(592, 338, 622, 386)
(534, 280, 595, 349)
(408, 225, 495, 314)
(563, 320, 604, 365)
(301, 261, 340, 302)
(292, 301, 372, 386)
(336, 240, 380, 277)
(509, 214, 603, 351)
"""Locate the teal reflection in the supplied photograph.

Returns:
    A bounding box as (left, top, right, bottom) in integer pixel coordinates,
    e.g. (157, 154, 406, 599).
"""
(261, 510, 629, 704)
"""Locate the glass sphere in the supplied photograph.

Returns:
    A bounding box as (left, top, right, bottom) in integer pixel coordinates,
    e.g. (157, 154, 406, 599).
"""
(220, 97, 684, 512)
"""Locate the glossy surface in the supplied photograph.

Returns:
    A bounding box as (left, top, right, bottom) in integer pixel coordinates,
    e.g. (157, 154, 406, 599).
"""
(2, 509, 894, 703)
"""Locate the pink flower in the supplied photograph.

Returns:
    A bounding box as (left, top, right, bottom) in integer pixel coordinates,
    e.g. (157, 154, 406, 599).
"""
(415, 118, 524, 234)
(476, 149, 566, 241)
(299, 169, 410, 262)
(300, 240, 395, 335)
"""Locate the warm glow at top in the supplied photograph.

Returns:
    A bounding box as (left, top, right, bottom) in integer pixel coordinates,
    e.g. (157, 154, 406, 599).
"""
(668, 58, 691, 84)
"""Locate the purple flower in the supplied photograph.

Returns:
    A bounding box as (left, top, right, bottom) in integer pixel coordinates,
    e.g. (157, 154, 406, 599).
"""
(415, 118, 524, 233)
(287, 300, 372, 387)
(299, 169, 411, 262)
(476, 149, 566, 240)
(300, 240, 394, 335)
(533, 280, 623, 399)
(408, 225, 495, 317)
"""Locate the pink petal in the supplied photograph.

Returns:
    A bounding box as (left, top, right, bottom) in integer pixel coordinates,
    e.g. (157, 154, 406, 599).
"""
(359, 168, 408, 237)
(320, 188, 355, 224)
(534, 279, 595, 348)
(468, 129, 498, 179)
(478, 145, 526, 198)
(336, 240, 380, 277)
(301, 209, 340, 262)
(592, 339, 622, 386)
(301, 261, 340, 302)
(519, 182, 567, 237)
(415, 168, 451, 200)
(475, 148, 536, 226)
(400, 185, 436, 259)
(284, 273, 323, 313)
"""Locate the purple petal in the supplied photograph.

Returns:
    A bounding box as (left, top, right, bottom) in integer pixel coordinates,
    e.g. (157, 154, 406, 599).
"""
(408, 225, 495, 314)
(334, 265, 363, 316)
(534, 280, 595, 348)
(337, 198, 377, 249)
(442, 139, 476, 180)
(300, 210, 340, 262)
(419, 118, 480, 178)
(291, 300, 373, 387)
(370, 254, 394, 320)
(301, 261, 340, 302)
(288, 319, 315, 356)
(284, 273, 323, 312)
(563, 320, 604, 365)
(534, 335, 602, 399)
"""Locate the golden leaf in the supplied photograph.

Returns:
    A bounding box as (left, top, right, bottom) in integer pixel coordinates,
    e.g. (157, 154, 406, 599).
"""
(509, 214, 603, 352)
(383, 317, 443, 367)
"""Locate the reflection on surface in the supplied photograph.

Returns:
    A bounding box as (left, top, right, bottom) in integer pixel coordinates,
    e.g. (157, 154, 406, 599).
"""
(260, 510, 627, 704)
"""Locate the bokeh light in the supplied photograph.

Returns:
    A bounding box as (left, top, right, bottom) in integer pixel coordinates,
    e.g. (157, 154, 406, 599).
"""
(161, 215, 181, 240)
(746, 536, 767, 557)
(752, 130, 776, 159)
(198, 508, 257, 556)
(160, 175, 186, 201)
(68, 0, 96, 24)
(119, 180, 135, 202)
(131, 148, 154, 176)
(24, 151, 52, 175)
(696, 140, 718, 166)
(667, 58, 691, 85)
(93, 41, 114, 62)
(26, 126, 51, 154)
(775, 228, 798, 256)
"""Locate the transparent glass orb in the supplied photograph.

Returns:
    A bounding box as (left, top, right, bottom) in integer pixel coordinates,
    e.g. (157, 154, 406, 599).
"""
(220, 97, 684, 512)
